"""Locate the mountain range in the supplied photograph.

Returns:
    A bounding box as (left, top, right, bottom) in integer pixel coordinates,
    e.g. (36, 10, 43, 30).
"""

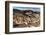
(13, 9, 40, 15)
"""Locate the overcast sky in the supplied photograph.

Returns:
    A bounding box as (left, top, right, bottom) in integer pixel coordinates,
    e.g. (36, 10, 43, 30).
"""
(13, 7, 40, 12)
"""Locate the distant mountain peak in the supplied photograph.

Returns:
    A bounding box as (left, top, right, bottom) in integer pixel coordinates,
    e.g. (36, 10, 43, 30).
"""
(13, 9, 40, 15)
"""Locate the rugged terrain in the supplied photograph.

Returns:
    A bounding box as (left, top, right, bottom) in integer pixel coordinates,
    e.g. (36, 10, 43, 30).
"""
(13, 9, 40, 28)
